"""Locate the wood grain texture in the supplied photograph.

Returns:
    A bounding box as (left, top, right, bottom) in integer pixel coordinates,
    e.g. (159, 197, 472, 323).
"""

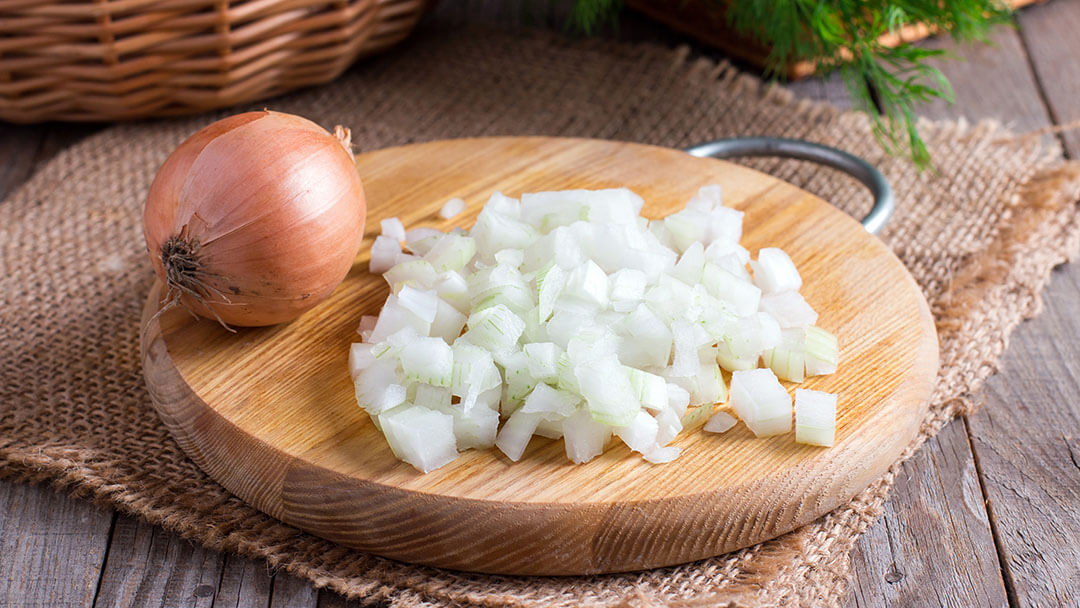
(904, 17, 1080, 608)
(1018, 0, 1080, 157)
(844, 19, 1055, 608)
(0, 482, 113, 608)
(92, 515, 226, 608)
(846, 422, 1008, 608)
(970, 266, 1080, 606)
(140, 136, 938, 575)
(909, 22, 1052, 134)
(267, 576, 319, 608)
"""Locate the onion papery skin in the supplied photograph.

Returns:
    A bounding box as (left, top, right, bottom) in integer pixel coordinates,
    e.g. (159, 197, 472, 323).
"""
(144, 111, 366, 326)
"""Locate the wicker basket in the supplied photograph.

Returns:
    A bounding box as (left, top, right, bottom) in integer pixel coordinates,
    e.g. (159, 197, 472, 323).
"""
(0, 0, 433, 123)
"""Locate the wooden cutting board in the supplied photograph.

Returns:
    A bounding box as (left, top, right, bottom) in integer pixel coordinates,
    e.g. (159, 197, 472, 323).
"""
(141, 136, 938, 576)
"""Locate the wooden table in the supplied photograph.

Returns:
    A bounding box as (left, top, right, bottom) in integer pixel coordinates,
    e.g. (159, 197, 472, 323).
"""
(3, 2, 1078, 606)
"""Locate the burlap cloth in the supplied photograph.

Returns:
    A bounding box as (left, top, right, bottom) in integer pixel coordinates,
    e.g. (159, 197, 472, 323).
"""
(3, 26, 1080, 607)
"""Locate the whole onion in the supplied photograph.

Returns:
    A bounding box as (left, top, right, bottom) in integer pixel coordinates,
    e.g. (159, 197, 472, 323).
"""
(144, 111, 366, 327)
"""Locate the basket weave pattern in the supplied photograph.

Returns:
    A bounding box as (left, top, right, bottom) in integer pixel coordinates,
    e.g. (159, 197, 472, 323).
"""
(0, 0, 431, 122)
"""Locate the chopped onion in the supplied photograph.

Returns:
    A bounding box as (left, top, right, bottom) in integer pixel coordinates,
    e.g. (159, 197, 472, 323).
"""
(379, 406, 458, 473)
(381, 217, 406, 244)
(795, 388, 837, 447)
(704, 411, 738, 434)
(439, 197, 467, 219)
(729, 368, 792, 437)
(805, 326, 839, 376)
(351, 186, 841, 472)
(750, 248, 802, 294)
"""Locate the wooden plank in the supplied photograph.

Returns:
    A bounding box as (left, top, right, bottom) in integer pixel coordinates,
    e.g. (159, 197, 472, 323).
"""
(0, 481, 114, 607)
(843, 19, 1056, 607)
(268, 575, 319, 608)
(780, 57, 1010, 608)
(845, 422, 1008, 607)
(909, 23, 1052, 133)
(982, 6, 1080, 603)
(1017, 1, 1080, 157)
(0, 122, 115, 608)
(316, 589, 364, 608)
(968, 268, 1080, 605)
(212, 555, 273, 608)
(92, 515, 225, 608)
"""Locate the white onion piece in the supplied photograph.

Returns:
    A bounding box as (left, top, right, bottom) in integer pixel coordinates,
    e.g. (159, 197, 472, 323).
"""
(805, 326, 839, 376)
(397, 285, 439, 323)
(614, 410, 660, 453)
(642, 445, 681, 464)
(655, 406, 683, 445)
(750, 248, 802, 294)
(447, 402, 500, 450)
(729, 368, 792, 437)
(370, 235, 405, 273)
(523, 342, 561, 380)
(496, 410, 542, 461)
(348, 343, 375, 381)
(439, 197, 467, 219)
(795, 388, 837, 447)
(534, 417, 565, 440)
(521, 382, 579, 418)
(764, 328, 807, 383)
(381, 217, 406, 243)
(704, 411, 738, 434)
(379, 406, 458, 473)
(760, 291, 818, 328)
(563, 407, 611, 464)
(351, 186, 841, 472)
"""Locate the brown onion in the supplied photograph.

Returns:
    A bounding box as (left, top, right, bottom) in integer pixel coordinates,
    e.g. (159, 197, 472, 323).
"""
(144, 110, 366, 327)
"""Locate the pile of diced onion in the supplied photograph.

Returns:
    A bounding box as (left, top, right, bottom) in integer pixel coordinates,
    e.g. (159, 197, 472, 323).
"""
(349, 186, 839, 473)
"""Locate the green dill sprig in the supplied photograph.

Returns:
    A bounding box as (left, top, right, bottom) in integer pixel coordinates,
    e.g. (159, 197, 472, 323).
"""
(571, 0, 1011, 168)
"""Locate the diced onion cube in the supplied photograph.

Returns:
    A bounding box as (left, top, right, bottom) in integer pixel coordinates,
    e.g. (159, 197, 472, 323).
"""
(759, 291, 818, 328)
(381, 217, 406, 243)
(563, 408, 611, 464)
(521, 382, 579, 418)
(642, 445, 682, 464)
(750, 248, 802, 294)
(576, 357, 640, 426)
(729, 368, 792, 437)
(496, 410, 542, 461)
(399, 337, 453, 387)
(464, 304, 525, 354)
(805, 326, 839, 376)
(348, 342, 375, 381)
(379, 406, 458, 473)
(609, 268, 647, 312)
(704, 411, 738, 434)
(439, 197, 466, 219)
(397, 285, 439, 323)
(795, 389, 837, 447)
(370, 235, 405, 273)
(425, 234, 477, 272)
(615, 410, 660, 453)
(764, 328, 807, 383)
(523, 342, 561, 380)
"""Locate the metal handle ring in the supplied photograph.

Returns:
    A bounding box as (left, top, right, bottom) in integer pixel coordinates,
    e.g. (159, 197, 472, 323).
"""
(684, 137, 894, 235)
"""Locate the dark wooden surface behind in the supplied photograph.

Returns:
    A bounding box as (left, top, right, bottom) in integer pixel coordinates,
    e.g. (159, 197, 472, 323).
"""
(2, 2, 1079, 606)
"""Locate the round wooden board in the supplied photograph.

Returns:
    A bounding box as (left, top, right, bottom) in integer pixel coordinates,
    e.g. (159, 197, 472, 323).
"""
(141, 136, 938, 576)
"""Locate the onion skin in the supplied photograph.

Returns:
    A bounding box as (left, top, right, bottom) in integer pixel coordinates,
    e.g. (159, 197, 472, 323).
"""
(144, 110, 366, 326)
